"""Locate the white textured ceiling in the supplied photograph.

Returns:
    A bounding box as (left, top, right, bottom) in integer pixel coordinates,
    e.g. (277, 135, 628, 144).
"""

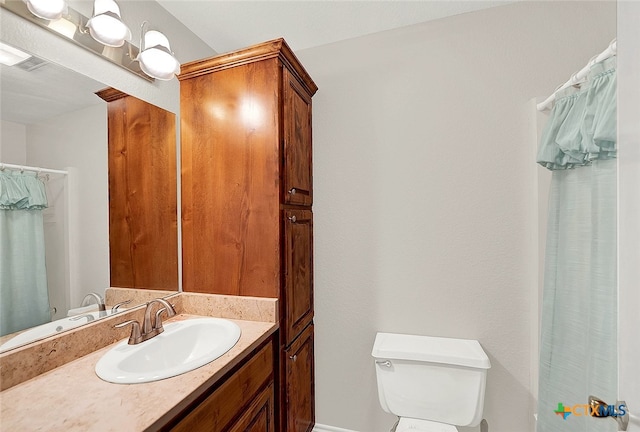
(0, 58, 105, 125)
(157, 0, 514, 54)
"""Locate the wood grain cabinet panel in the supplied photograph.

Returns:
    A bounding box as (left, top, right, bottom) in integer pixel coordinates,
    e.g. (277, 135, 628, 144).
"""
(180, 59, 281, 297)
(229, 384, 275, 432)
(283, 209, 313, 344)
(283, 68, 313, 206)
(171, 343, 273, 432)
(284, 324, 315, 432)
(98, 90, 178, 290)
(179, 38, 317, 432)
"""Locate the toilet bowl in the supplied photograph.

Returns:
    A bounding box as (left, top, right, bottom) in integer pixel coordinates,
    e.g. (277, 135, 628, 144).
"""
(372, 332, 491, 432)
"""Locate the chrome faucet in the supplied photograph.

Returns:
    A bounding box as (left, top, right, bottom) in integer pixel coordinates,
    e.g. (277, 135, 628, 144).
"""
(81, 292, 106, 312)
(142, 298, 177, 335)
(115, 299, 177, 345)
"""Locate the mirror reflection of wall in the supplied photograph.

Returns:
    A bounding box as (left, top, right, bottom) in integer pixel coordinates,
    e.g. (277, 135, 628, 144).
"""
(1, 47, 109, 328)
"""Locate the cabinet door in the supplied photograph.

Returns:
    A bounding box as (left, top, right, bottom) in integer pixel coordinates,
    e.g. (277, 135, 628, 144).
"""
(285, 324, 315, 432)
(229, 384, 275, 432)
(283, 209, 313, 344)
(171, 344, 273, 432)
(283, 68, 313, 206)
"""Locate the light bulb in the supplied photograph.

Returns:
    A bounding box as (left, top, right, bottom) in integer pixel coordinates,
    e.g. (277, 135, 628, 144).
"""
(86, 0, 131, 48)
(24, 0, 67, 21)
(138, 30, 180, 80)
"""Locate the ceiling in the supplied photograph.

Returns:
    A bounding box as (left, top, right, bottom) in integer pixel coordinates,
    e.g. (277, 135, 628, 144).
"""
(0, 1, 513, 126)
(157, 0, 513, 54)
(0, 58, 105, 125)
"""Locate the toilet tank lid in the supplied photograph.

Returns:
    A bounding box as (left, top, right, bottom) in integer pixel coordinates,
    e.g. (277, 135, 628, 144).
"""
(371, 332, 491, 369)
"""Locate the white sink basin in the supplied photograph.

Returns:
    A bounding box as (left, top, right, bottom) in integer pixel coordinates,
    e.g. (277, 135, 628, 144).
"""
(95, 317, 241, 384)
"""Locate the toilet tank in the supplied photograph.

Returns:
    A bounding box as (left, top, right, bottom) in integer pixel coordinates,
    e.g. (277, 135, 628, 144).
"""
(372, 332, 491, 427)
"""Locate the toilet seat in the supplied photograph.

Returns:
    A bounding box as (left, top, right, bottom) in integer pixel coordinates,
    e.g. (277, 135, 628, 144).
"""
(396, 418, 458, 432)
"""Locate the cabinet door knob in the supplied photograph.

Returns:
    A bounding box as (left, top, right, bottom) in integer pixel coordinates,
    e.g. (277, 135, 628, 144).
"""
(288, 215, 297, 223)
(290, 354, 298, 362)
(288, 188, 297, 195)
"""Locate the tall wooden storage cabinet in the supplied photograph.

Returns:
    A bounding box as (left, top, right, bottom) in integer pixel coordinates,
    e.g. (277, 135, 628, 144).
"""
(179, 39, 317, 432)
(96, 88, 179, 291)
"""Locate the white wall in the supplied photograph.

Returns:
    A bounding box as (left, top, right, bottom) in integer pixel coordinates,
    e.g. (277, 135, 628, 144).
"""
(297, 2, 616, 431)
(617, 1, 640, 429)
(27, 104, 109, 310)
(0, 120, 27, 164)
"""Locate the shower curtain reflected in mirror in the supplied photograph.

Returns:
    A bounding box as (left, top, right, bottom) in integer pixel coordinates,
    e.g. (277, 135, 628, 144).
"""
(536, 58, 617, 432)
(0, 170, 51, 336)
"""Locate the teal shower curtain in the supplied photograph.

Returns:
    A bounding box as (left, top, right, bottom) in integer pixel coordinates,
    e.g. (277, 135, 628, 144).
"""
(0, 170, 51, 337)
(536, 57, 617, 432)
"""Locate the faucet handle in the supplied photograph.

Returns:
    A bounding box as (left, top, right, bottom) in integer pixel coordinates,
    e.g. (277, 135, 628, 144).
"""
(115, 320, 142, 345)
(153, 308, 168, 331)
(111, 299, 132, 313)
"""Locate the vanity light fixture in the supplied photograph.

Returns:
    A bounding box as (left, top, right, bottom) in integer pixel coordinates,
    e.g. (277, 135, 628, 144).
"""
(1, 0, 180, 81)
(22, 0, 67, 21)
(136, 23, 180, 80)
(86, 0, 131, 48)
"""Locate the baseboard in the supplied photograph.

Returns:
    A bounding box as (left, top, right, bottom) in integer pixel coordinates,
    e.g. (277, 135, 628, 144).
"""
(313, 424, 359, 432)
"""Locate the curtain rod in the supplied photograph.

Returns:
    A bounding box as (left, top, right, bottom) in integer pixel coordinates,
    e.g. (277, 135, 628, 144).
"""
(537, 39, 617, 112)
(0, 163, 68, 176)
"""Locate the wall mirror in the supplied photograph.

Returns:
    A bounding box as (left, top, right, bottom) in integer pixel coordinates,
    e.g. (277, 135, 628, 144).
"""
(0, 40, 179, 352)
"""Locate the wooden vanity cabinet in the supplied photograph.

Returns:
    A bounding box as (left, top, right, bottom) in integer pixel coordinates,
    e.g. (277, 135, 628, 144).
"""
(170, 342, 275, 432)
(229, 384, 276, 432)
(179, 38, 317, 432)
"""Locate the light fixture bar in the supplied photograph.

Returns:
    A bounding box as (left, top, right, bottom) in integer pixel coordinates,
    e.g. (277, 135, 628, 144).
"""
(0, 0, 152, 81)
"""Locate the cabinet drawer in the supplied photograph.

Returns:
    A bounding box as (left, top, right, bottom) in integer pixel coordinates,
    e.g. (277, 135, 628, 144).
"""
(284, 324, 315, 432)
(172, 343, 273, 432)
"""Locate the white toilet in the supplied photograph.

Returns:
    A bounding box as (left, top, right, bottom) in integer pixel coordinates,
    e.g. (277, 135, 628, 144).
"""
(372, 332, 491, 432)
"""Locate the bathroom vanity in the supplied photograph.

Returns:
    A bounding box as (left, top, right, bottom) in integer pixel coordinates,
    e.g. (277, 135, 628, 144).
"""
(93, 38, 316, 431)
(170, 341, 275, 432)
(0, 292, 278, 431)
(0, 21, 316, 430)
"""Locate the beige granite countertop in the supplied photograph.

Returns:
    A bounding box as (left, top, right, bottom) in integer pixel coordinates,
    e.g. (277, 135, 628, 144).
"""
(0, 314, 277, 431)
